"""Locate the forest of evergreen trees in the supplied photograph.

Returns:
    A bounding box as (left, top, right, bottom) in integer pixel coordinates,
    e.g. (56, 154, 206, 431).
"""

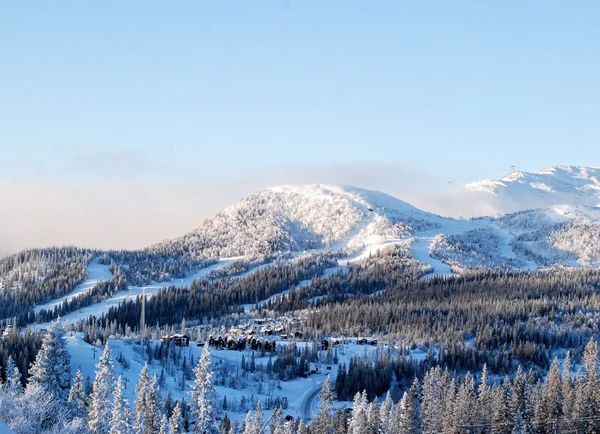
(6, 321, 600, 433)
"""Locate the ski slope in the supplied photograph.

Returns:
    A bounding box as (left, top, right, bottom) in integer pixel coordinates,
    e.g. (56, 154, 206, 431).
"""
(37, 259, 235, 327)
(34, 258, 113, 314)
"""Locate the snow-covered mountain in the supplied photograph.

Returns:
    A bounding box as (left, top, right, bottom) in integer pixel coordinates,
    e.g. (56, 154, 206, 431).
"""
(4, 171, 600, 325)
(151, 184, 442, 260)
(467, 165, 600, 213)
(153, 181, 600, 274)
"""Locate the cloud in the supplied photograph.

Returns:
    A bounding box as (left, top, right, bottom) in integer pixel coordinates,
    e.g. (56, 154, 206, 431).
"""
(0, 162, 500, 257)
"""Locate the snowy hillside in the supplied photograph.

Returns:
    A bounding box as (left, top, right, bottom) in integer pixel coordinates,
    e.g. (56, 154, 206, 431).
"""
(152, 185, 441, 260)
(467, 165, 600, 213)
(152, 182, 600, 277)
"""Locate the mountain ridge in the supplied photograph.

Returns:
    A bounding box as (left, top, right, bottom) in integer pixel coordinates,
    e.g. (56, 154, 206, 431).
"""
(466, 165, 600, 212)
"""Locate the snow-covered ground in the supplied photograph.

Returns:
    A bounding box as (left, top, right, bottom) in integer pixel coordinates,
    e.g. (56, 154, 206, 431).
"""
(65, 333, 397, 424)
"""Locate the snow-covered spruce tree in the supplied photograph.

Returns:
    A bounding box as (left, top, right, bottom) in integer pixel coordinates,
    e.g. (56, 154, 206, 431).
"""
(252, 401, 263, 434)
(169, 401, 183, 434)
(441, 377, 456, 434)
(270, 407, 285, 434)
(420, 367, 442, 434)
(296, 420, 309, 434)
(146, 375, 163, 433)
(510, 366, 532, 433)
(539, 358, 562, 433)
(5, 382, 64, 433)
(242, 411, 254, 434)
(134, 363, 151, 433)
(577, 338, 600, 434)
(561, 352, 574, 433)
(367, 401, 380, 434)
(2, 355, 23, 395)
(28, 320, 71, 400)
(190, 345, 218, 434)
(454, 372, 476, 429)
(477, 364, 491, 427)
(491, 377, 511, 434)
(88, 343, 115, 434)
(396, 378, 421, 434)
(159, 415, 168, 434)
(378, 391, 393, 434)
(133, 364, 163, 434)
(68, 366, 87, 418)
(311, 375, 335, 434)
(109, 376, 133, 434)
(347, 391, 368, 434)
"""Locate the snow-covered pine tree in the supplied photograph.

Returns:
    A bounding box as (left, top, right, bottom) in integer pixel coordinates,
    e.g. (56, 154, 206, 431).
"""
(510, 366, 532, 433)
(367, 402, 380, 434)
(133, 364, 163, 434)
(478, 364, 491, 427)
(109, 376, 133, 434)
(68, 366, 87, 417)
(541, 358, 562, 433)
(134, 363, 151, 433)
(454, 372, 476, 429)
(270, 407, 285, 434)
(580, 338, 600, 433)
(378, 391, 393, 434)
(145, 374, 164, 434)
(2, 355, 22, 394)
(88, 343, 115, 434)
(296, 420, 309, 434)
(491, 378, 511, 434)
(159, 415, 168, 434)
(348, 391, 368, 434)
(28, 320, 71, 400)
(312, 375, 335, 434)
(561, 352, 574, 433)
(421, 366, 442, 434)
(397, 378, 421, 434)
(512, 409, 527, 434)
(242, 411, 254, 434)
(252, 401, 263, 434)
(190, 345, 218, 434)
(169, 401, 183, 434)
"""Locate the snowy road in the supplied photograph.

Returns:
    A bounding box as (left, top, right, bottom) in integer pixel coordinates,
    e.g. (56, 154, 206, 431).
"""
(301, 383, 322, 422)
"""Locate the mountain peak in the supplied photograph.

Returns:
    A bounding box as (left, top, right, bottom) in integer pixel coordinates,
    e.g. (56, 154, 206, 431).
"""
(154, 184, 437, 260)
(466, 165, 600, 211)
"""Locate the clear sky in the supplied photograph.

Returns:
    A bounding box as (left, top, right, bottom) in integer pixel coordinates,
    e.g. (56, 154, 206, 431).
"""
(0, 1, 599, 253)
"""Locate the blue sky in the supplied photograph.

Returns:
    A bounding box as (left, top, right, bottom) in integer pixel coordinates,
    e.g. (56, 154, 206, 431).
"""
(1, 1, 598, 185)
(0, 1, 599, 253)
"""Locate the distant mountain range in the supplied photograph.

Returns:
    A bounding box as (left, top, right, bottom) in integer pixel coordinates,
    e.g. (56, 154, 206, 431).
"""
(467, 165, 600, 213)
